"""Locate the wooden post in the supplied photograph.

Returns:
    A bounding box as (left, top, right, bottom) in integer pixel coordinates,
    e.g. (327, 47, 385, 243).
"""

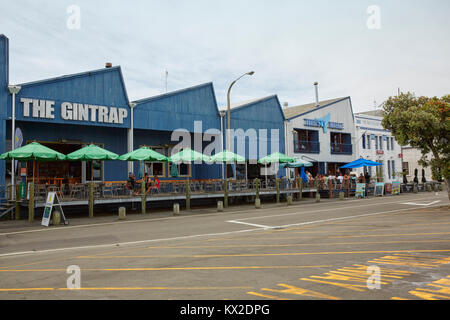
(28, 182, 34, 223)
(88, 182, 94, 218)
(141, 180, 146, 214)
(298, 178, 303, 201)
(8, 184, 12, 201)
(217, 201, 223, 212)
(118, 207, 126, 220)
(185, 179, 190, 210)
(276, 178, 280, 203)
(223, 178, 228, 208)
(15, 184, 20, 220)
(255, 178, 260, 200)
(287, 195, 293, 205)
(345, 178, 350, 198)
(328, 179, 333, 199)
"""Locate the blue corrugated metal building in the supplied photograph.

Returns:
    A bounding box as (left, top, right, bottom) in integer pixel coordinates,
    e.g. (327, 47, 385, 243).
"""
(0, 35, 286, 187)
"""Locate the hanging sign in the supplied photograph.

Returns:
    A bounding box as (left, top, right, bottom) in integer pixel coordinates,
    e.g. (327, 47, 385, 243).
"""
(355, 183, 365, 198)
(41, 192, 67, 226)
(375, 182, 385, 196)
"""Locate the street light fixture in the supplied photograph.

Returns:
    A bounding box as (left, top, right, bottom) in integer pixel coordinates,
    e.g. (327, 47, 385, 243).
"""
(8, 85, 21, 200)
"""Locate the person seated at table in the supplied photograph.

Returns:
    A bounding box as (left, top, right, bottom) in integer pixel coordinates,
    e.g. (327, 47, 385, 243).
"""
(126, 172, 137, 195)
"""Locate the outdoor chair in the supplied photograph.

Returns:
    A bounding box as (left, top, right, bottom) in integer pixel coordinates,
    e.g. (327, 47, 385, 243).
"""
(103, 183, 115, 198)
(34, 184, 47, 201)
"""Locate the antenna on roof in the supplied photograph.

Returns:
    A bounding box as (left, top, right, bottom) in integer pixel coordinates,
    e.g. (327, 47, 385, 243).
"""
(165, 69, 168, 93)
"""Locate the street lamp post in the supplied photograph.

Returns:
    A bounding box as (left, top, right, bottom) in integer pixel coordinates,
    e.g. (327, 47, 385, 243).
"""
(223, 71, 254, 208)
(128, 102, 137, 174)
(226, 71, 255, 152)
(8, 85, 21, 200)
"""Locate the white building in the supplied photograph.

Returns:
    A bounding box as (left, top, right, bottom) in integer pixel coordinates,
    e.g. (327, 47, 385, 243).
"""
(401, 147, 433, 182)
(354, 110, 403, 183)
(284, 96, 356, 177)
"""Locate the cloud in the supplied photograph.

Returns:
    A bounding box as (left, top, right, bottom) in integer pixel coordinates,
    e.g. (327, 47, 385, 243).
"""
(1, 0, 449, 112)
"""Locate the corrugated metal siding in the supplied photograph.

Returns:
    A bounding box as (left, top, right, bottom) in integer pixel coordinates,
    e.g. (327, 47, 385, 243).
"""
(133, 83, 220, 132)
(0, 35, 9, 187)
(8, 121, 128, 181)
(11, 67, 130, 128)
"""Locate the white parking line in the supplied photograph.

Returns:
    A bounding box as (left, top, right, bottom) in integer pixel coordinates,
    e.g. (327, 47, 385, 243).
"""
(227, 220, 272, 229)
(401, 200, 441, 206)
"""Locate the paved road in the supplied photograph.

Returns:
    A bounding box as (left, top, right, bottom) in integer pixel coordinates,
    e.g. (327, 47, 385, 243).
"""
(0, 192, 449, 300)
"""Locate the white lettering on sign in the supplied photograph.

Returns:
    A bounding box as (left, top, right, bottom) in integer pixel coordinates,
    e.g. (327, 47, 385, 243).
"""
(21, 99, 128, 124)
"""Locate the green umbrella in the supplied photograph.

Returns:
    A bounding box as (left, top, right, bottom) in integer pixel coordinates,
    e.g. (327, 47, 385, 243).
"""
(168, 148, 211, 163)
(258, 152, 295, 187)
(118, 146, 167, 162)
(66, 144, 119, 161)
(0, 142, 66, 184)
(66, 144, 119, 181)
(257, 152, 296, 164)
(210, 150, 246, 163)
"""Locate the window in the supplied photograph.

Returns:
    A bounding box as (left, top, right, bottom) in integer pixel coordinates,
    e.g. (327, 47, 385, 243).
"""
(367, 134, 371, 149)
(169, 162, 191, 177)
(379, 136, 383, 150)
(402, 161, 409, 175)
(388, 160, 391, 179)
(330, 132, 352, 154)
(391, 137, 394, 150)
(391, 160, 395, 178)
(362, 135, 366, 149)
(293, 129, 319, 153)
(168, 147, 191, 177)
(375, 136, 378, 149)
(145, 147, 166, 177)
(386, 137, 390, 150)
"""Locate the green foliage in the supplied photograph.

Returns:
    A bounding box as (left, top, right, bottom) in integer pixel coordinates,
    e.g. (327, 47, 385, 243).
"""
(382, 92, 449, 181)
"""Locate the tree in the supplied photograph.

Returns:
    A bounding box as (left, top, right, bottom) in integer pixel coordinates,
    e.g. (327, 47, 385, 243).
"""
(381, 92, 449, 199)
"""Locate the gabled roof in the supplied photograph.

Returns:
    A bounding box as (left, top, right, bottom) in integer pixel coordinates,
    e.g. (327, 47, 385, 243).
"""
(283, 97, 348, 119)
(218, 95, 275, 111)
(17, 65, 130, 105)
(355, 109, 384, 117)
(218, 95, 286, 121)
(134, 82, 214, 104)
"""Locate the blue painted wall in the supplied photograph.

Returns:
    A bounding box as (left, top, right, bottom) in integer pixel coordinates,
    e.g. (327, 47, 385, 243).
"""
(7, 121, 128, 181)
(226, 95, 286, 177)
(0, 35, 9, 187)
(133, 83, 220, 132)
(12, 66, 131, 128)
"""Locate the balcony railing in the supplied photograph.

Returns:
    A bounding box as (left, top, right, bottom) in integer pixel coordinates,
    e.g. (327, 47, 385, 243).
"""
(293, 140, 320, 154)
(330, 143, 352, 155)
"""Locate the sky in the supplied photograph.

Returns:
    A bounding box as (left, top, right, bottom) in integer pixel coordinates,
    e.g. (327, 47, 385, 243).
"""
(1, 0, 449, 113)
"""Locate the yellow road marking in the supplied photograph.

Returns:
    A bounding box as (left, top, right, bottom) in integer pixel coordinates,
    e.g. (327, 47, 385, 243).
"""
(0, 286, 254, 292)
(0, 265, 332, 272)
(261, 283, 341, 300)
(246, 291, 292, 300)
(330, 232, 450, 239)
(205, 232, 450, 243)
(146, 239, 450, 250)
(76, 249, 450, 259)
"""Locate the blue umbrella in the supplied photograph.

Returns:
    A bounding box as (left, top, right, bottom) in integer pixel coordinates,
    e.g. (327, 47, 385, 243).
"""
(300, 167, 308, 182)
(341, 158, 382, 169)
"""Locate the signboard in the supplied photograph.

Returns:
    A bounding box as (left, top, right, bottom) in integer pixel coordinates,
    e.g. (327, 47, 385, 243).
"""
(375, 182, 385, 196)
(398, 154, 403, 158)
(20, 98, 128, 125)
(355, 183, 365, 198)
(304, 113, 344, 133)
(392, 181, 400, 195)
(41, 192, 67, 227)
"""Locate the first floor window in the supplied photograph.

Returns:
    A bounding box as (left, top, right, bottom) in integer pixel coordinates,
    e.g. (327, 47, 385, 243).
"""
(362, 135, 366, 149)
(402, 162, 409, 175)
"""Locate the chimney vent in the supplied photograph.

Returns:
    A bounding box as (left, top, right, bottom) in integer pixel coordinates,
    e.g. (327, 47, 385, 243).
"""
(105, 62, 112, 68)
(314, 82, 319, 107)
